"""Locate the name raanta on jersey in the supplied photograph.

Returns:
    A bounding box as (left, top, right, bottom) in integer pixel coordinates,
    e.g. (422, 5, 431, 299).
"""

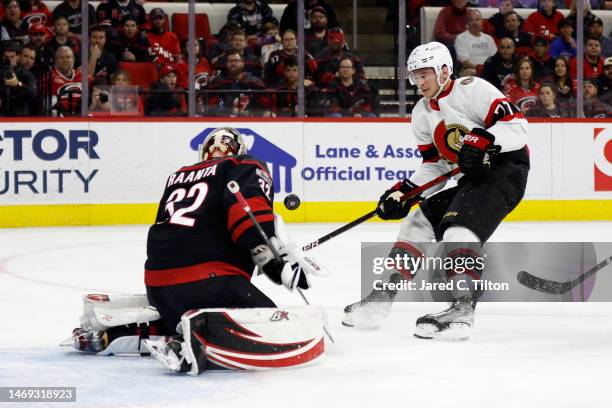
(167, 164, 218, 188)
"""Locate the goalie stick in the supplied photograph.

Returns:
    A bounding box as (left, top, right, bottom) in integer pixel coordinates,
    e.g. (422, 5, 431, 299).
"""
(227, 181, 335, 343)
(517, 254, 612, 295)
(301, 167, 462, 251)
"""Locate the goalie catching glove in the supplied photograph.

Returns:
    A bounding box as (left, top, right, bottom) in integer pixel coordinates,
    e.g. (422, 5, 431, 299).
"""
(376, 179, 422, 220)
(251, 215, 331, 291)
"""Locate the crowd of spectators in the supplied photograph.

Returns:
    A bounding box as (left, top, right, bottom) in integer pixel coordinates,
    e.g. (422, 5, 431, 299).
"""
(0, 0, 378, 117)
(425, 0, 612, 117)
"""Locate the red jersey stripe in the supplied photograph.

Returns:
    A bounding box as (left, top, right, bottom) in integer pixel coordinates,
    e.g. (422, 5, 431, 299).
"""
(145, 261, 250, 286)
(228, 197, 272, 230)
(231, 214, 275, 242)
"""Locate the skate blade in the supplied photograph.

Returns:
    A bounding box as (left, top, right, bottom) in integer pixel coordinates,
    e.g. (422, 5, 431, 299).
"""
(414, 323, 471, 341)
(143, 339, 183, 372)
(341, 312, 385, 330)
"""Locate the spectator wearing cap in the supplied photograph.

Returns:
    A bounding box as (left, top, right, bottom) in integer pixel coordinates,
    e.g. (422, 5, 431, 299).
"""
(531, 36, 555, 81)
(212, 28, 262, 79)
(324, 57, 376, 118)
(596, 56, 612, 104)
(0, 40, 37, 116)
(523, 0, 564, 41)
(204, 50, 266, 117)
(315, 27, 365, 86)
(1, 0, 28, 42)
(147, 8, 182, 65)
(20, 0, 52, 27)
(305, 6, 329, 57)
(53, 0, 97, 38)
(482, 37, 518, 90)
(227, 0, 277, 40)
(499, 11, 531, 49)
(96, 0, 146, 31)
(87, 25, 118, 83)
(581, 78, 611, 117)
(108, 16, 151, 62)
(454, 9, 497, 77)
(433, 0, 470, 47)
(549, 18, 576, 59)
(146, 64, 184, 116)
(265, 29, 316, 87)
(570, 36, 604, 79)
(280, 0, 339, 34)
(27, 23, 54, 75)
(47, 16, 82, 67)
(587, 16, 612, 57)
(259, 22, 282, 65)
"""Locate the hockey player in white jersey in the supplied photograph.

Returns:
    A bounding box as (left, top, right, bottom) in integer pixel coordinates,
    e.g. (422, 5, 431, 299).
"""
(343, 42, 529, 340)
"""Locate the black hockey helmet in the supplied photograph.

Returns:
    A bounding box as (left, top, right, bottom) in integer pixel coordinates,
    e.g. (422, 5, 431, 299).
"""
(198, 127, 248, 161)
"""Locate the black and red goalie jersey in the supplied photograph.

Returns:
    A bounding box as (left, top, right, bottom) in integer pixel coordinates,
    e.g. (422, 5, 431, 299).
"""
(144, 150, 275, 288)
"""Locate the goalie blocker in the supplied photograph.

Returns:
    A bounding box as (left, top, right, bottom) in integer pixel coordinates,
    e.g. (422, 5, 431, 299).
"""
(144, 305, 326, 375)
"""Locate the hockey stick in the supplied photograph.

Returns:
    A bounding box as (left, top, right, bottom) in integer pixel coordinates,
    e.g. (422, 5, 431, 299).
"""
(227, 181, 335, 343)
(301, 167, 462, 251)
(517, 254, 612, 295)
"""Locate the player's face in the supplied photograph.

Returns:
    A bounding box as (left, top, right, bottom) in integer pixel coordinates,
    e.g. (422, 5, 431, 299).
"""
(586, 40, 601, 58)
(124, 20, 138, 38)
(467, 11, 482, 32)
(539, 86, 555, 107)
(412, 67, 440, 99)
(19, 48, 35, 70)
(555, 58, 567, 76)
(541, 0, 554, 13)
(231, 34, 246, 51)
(282, 32, 297, 52)
(90, 31, 106, 48)
(518, 61, 532, 81)
(584, 82, 597, 98)
(55, 18, 69, 35)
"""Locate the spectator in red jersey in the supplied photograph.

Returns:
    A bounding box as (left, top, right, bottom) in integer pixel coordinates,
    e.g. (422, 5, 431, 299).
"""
(19, 0, 51, 26)
(324, 56, 375, 117)
(570, 36, 604, 79)
(503, 57, 540, 112)
(52, 0, 96, 38)
(315, 27, 364, 86)
(147, 8, 182, 65)
(525, 82, 572, 118)
(304, 6, 328, 58)
(530, 36, 556, 81)
(482, 37, 518, 90)
(433, 0, 470, 47)
(47, 16, 81, 65)
(582, 78, 612, 117)
(523, 0, 564, 41)
(280, 0, 339, 34)
(1, 0, 28, 43)
(18, 43, 36, 72)
(203, 50, 266, 117)
(96, 0, 146, 31)
(227, 0, 277, 41)
(485, 0, 514, 38)
(499, 11, 531, 50)
(259, 21, 282, 66)
(51, 45, 91, 116)
(211, 28, 262, 79)
(146, 64, 184, 116)
(586, 17, 612, 58)
(0, 40, 37, 116)
(87, 25, 117, 82)
(265, 29, 316, 87)
(551, 57, 575, 102)
(175, 38, 211, 90)
(108, 16, 150, 62)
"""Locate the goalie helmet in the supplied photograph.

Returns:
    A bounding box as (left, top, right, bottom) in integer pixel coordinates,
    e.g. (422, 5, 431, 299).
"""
(198, 127, 248, 161)
(407, 41, 453, 93)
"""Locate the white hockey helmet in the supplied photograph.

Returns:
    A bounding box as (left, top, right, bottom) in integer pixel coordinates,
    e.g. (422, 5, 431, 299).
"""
(198, 127, 248, 161)
(407, 41, 453, 91)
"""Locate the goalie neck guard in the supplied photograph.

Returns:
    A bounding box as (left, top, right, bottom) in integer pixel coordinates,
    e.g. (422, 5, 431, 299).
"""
(198, 127, 248, 161)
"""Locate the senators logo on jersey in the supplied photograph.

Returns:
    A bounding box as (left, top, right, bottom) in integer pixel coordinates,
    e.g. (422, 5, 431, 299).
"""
(433, 121, 470, 163)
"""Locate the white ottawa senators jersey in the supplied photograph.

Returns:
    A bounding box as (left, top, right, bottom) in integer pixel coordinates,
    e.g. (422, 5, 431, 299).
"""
(409, 76, 528, 192)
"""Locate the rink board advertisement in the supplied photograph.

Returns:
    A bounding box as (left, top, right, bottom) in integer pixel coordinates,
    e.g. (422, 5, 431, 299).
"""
(0, 119, 611, 226)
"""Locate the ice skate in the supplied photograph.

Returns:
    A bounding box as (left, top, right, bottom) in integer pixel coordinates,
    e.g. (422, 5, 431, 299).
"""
(414, 296, 475, 341)
(342, 290, 393, 329)
(143, 337, 192, 374)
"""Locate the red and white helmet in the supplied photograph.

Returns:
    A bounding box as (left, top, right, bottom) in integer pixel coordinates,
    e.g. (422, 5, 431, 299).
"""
(407, 41, 453, 92)
(198, 127, 248, 161)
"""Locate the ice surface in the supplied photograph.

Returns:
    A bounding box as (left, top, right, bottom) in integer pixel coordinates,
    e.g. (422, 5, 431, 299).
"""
(1, 221, 612, 408)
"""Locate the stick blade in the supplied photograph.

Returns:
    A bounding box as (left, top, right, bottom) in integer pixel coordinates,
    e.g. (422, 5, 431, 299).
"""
(516, 270, 571, 295)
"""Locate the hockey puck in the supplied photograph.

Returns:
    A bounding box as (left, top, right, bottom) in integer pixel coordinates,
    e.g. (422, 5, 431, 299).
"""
(284, 194, 301, 210)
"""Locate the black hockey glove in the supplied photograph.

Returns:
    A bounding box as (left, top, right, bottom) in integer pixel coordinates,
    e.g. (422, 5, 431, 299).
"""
(376, 179, 422, 220)
(458, 128, 501, 177)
